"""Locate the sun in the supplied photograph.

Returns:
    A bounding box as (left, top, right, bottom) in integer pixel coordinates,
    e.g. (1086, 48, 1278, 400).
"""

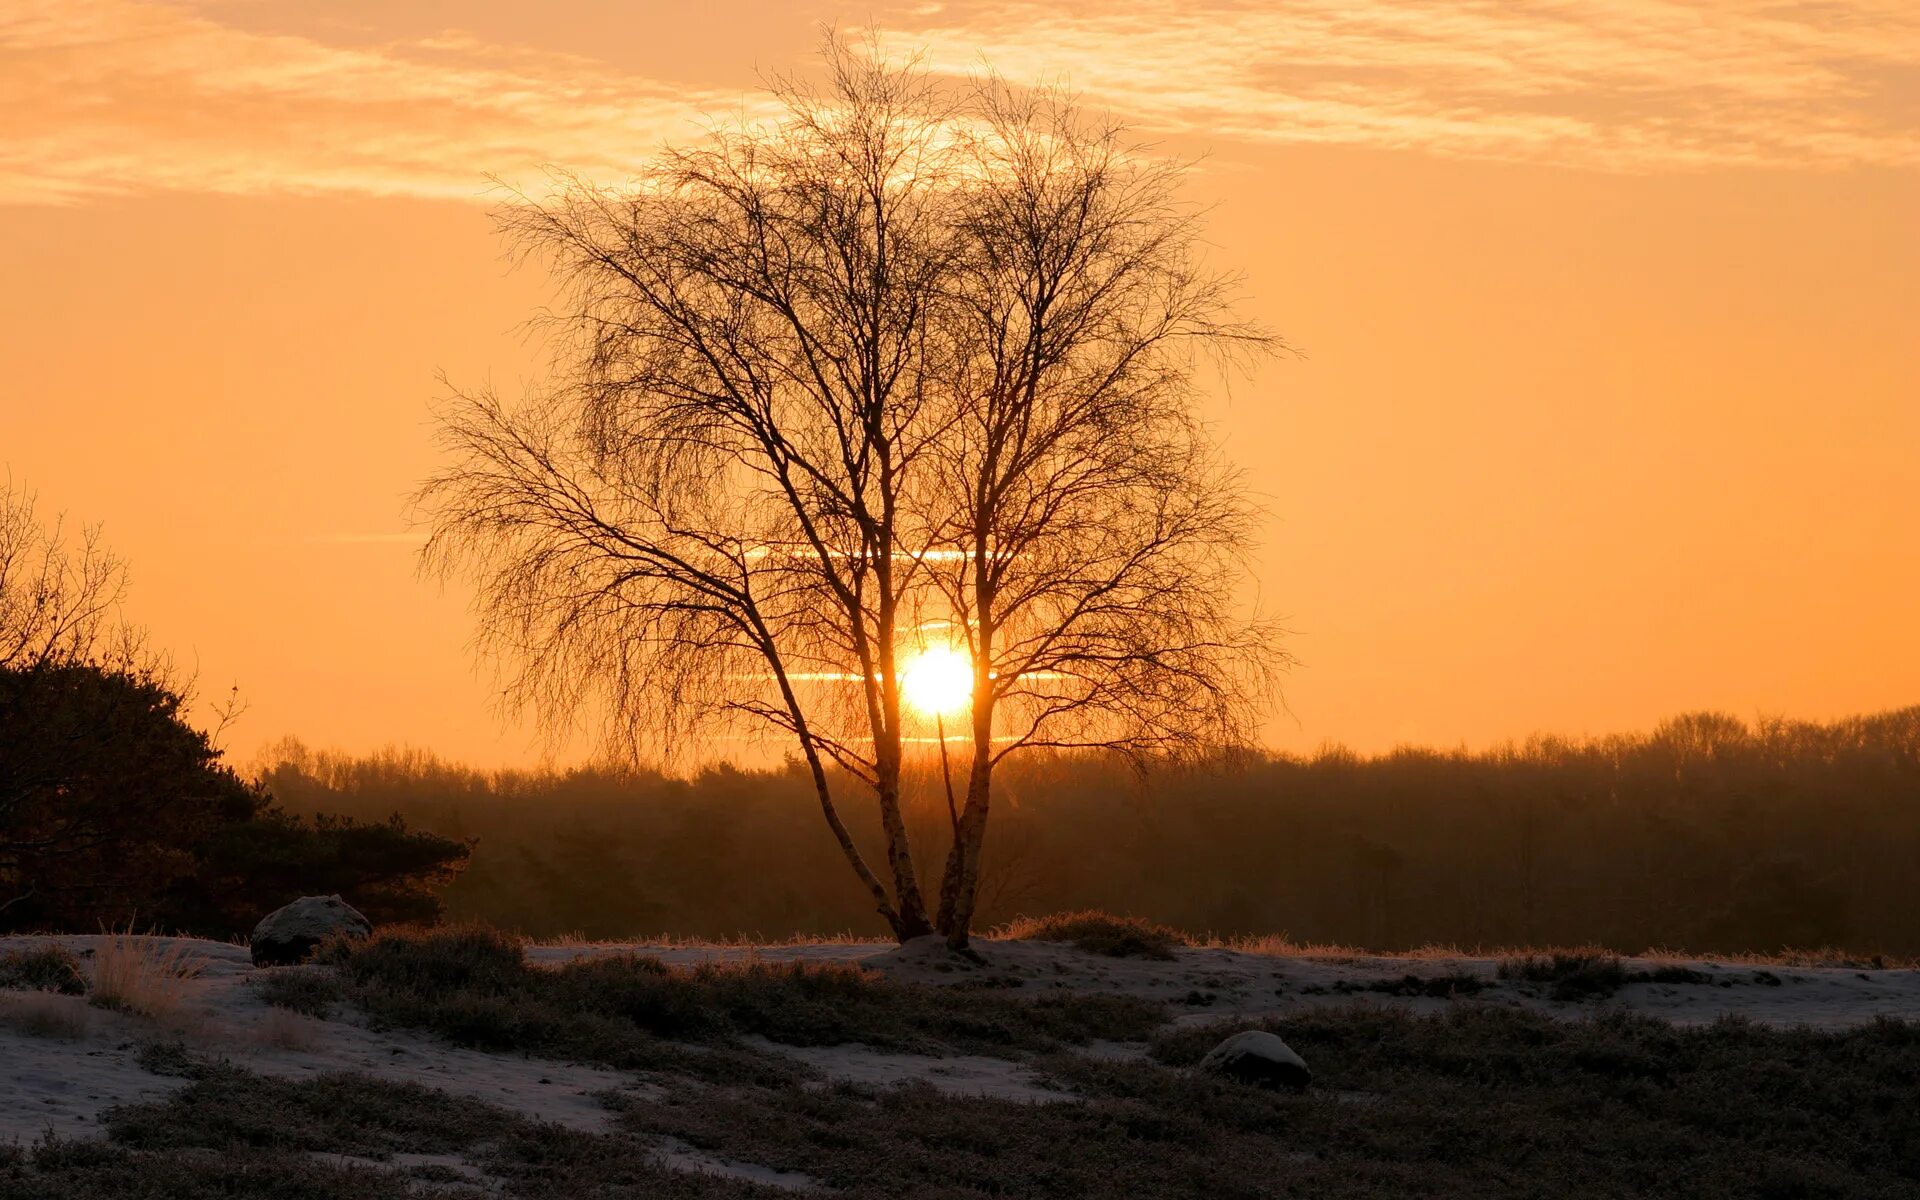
(901, 645, 973, 717)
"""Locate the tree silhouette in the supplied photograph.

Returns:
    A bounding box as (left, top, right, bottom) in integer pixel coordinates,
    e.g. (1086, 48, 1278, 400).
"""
(418, 39, 1278, 948)
(923, 83, 1281, 944)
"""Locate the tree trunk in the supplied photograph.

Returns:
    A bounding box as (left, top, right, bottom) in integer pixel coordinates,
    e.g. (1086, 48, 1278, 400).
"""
(863, 588, 932, 941)
(935, 687, 995, 948)
(875, 752, 933, 939)
(936, 756, 993, 948)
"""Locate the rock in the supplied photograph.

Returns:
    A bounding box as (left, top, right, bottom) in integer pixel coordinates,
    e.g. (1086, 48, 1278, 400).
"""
(250, 895, 371, 967)
(1197, 1030, 1311, 1091)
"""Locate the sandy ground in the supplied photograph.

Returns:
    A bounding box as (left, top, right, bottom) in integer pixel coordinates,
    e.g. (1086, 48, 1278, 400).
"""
(4, 933, 1916, 1171)
(0, 936, 648, 1147)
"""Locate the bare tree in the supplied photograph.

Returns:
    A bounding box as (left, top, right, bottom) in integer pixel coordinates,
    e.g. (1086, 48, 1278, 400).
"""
(419, 41, 1281, 948)
(418, 41, 962, 939)
(0, 480, 134, 671)
(920, 86, 1282, 947)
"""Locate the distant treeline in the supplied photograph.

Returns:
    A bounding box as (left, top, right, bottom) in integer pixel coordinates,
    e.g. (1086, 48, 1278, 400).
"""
(256, 707, 1920, 956)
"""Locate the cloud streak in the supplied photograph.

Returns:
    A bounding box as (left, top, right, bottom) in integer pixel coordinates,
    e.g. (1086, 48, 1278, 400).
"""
(1, 0, 1913, 207)
(885, 0, 1920, 171)
(0, 0, 737, 204)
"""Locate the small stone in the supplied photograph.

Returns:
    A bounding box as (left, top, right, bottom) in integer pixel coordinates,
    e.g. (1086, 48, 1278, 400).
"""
(1197, 1030, 1312, 1091)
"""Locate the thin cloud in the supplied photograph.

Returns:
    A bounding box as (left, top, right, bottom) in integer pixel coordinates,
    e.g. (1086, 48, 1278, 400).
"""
(1, 0, 1913, 207)
(0, 0, 739, 204)
(882, 0, 1920, 171)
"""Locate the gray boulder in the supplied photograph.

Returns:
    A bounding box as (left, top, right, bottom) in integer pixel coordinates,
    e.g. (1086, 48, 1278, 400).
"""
(1197, 1030, 1311, 1091)
(250, 895, 371, 967)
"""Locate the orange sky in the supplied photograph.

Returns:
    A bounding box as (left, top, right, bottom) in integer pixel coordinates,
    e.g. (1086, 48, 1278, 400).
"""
(3, 0, 1916, 767)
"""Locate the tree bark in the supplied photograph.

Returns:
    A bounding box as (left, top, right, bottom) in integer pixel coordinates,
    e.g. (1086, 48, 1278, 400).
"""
(936, 655, 996, 947)
(875, 753, 934, 938)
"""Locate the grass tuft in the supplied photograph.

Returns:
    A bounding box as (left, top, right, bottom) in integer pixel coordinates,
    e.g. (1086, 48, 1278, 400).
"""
(87, 929, 203, 1020)
(254, 1007, 322, 1052)
(996, 910, 1188, 960)
(0, 990, 91, 1040)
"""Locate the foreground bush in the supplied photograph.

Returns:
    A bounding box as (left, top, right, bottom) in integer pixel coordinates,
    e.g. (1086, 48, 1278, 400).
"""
(252, 967, 343, 1018)
(5, 993, 1917, 1197)
(1498, 950, 1714, 1000)
(0, 945, 85, 994)
(320, 926, 1166, 1079)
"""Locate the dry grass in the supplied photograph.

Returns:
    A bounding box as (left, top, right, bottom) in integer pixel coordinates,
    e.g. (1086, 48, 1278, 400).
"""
(518, 913, 1920, 972)
(86, 928, 204, 1021)
(620, 1006, 1920, 1199)
(320, 924, 1166, 1084)
(543, 929, 868, 949)
(1636, 944, 1918, 971)
(253, 1006, 322, 1052)
(995, 911, 1187, 959)
(0, 990, 91, 1040)
(11, 1004, 1919, 1200)
(1202, 934, 1572, 962)
(1203, 934, 1920, 970)
(1202, 934, 1429, 961)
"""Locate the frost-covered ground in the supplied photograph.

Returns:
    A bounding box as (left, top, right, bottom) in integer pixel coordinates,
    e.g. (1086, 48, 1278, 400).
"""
(6, 931, 1915, 1155)
(537, 936, 1920, 1029)
(0, 936, 644, 1146)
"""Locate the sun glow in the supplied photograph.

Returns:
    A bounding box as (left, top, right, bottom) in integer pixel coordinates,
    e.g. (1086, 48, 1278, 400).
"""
(901, 646, 973, 718)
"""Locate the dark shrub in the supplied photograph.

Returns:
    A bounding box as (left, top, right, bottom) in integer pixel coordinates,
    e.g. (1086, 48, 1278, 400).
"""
(322, 926, 1165, 1075)
(0, 662, 470, 939)
(1367, 970, 1485, 998)
(253, 968, 343, 1018)
(1000, 911, 1187, 960)
(1498, 951, 1632, 1001)
(0, 944, 86, 994)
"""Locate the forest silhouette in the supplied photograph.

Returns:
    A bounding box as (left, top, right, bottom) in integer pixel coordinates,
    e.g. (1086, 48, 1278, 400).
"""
(257, 705, 1920, 957)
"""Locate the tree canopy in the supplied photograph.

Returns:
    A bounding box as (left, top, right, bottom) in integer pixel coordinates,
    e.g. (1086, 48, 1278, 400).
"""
(419, 40, 1280, 947)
